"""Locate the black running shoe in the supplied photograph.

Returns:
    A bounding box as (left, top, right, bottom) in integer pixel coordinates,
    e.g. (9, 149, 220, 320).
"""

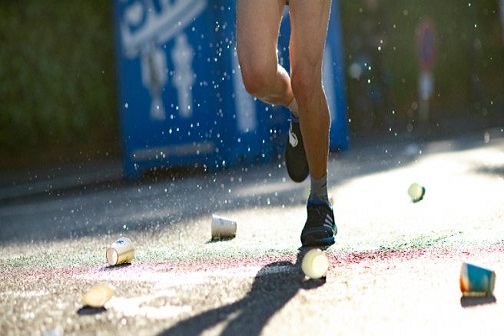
(285, 120, 309, 183)
(301, 202, 337, 247)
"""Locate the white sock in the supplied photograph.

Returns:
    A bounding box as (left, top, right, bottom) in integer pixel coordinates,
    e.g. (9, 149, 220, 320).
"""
(287, 98, 299, 118)
(308, 174, 330, 205)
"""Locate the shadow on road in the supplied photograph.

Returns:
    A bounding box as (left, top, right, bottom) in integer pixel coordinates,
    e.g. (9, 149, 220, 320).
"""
(460, 295, 497, 307)
(158, 250, 325, 336)
(1, 129, 502, 245)
(76, 306, 107, 316)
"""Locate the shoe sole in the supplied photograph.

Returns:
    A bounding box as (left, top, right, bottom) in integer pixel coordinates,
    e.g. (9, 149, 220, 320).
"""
(286, 151, 309, 182)
(301, 236, 335, 248)
(285, 123, 309, 183)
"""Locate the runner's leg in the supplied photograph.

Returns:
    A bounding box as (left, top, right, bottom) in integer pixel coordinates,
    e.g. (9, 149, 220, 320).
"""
(288, 0, 332, 180)
(236, 0, 294, 108)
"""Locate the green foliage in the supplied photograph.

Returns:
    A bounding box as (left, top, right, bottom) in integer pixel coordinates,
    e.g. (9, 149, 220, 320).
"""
(0, 1, 502, 170)
(340, 0, 503, 132)
(0, 1, 119, 169)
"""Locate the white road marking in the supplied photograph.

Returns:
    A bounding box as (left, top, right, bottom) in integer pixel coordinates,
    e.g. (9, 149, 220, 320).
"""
(107, 290, 191, 320)
(75, 264, 293, 319)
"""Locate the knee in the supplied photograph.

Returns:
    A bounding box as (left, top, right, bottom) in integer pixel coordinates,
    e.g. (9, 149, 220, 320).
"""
(290, 68, 321, 105)
(239, 61, 276, 99)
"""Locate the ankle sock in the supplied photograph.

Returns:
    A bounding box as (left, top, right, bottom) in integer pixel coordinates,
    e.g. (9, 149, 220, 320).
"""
(287, 98, 299, 119)
(308, 174, 329, 205)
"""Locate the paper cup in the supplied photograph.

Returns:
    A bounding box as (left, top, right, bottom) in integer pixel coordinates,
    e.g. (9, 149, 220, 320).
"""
(211, 214, 237, 240)
(460, 262, 496, 296)
(301, 248, 329, 279)
(408, 182, 425, 202)
(106, 237, 135, 266)
(82, 283, 115, 308)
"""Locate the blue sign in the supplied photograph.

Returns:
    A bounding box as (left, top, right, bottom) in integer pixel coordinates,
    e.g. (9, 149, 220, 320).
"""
(113, 0, 348, 179)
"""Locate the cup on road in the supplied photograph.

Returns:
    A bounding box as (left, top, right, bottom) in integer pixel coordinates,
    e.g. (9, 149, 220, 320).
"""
(408, 182, 425, 202)
(460, 262, 496, 296)
(211, 214, 237, 240)
(82, 283, 115, 308)
(302, 248, 329, 279)
(106, 237, 135, 266)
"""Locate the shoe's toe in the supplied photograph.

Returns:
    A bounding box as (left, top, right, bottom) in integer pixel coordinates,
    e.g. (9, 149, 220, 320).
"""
(301, 226, 335, 247)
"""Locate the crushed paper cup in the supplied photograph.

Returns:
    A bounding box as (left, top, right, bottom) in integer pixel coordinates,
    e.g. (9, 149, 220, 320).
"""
(460, 262, 496, 296)
(106, 237, 135, 266)
(82, 283, 115, 308)
(211, 214, 237, 240)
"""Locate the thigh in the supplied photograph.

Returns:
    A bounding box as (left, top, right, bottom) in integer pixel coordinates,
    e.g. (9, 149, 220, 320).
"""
(288, 0, 331, 74)
(236, 0, 286, 70)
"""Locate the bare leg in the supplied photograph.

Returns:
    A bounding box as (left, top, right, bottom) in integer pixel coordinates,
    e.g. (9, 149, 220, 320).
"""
(288, 0, 332, 179)
(236, 0, 295, 108)
(237, 0, 336, 247)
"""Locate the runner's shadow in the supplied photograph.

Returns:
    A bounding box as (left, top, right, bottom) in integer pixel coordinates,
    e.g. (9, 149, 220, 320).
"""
(158, 250, 325, 336)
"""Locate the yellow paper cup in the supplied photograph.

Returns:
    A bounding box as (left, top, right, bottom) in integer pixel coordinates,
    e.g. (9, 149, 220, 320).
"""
(106, 237, 135, 266)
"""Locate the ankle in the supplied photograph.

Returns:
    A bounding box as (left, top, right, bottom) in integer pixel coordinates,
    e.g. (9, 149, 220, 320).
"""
(308, 174, 329, 205)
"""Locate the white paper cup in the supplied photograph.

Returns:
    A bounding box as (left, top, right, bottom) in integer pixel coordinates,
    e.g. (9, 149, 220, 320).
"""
(211, 214, 237, 240)
(106, 237, 135, 266)
(408, 182, 425, 202)
(301, 248, 329, 279)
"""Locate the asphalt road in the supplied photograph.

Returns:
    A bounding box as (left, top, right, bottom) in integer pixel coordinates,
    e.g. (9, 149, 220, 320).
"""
(1, 127, 503, 336)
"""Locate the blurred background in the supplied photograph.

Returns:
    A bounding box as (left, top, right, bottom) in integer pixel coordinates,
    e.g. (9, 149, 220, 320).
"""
(0, 0, 502, 175)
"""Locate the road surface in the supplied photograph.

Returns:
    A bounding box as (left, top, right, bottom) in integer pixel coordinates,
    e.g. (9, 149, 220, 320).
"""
(1, 128, 503, 335)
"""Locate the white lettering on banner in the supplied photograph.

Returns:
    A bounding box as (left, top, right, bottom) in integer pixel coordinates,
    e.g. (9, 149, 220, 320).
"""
(120, 0, 207, 120)
(172, 34, 195, 118)
(323, 47, 337, 123)
(120, 0, 206, 55)
(232, 49, 257, 133)
(141, 42, 167, 120)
